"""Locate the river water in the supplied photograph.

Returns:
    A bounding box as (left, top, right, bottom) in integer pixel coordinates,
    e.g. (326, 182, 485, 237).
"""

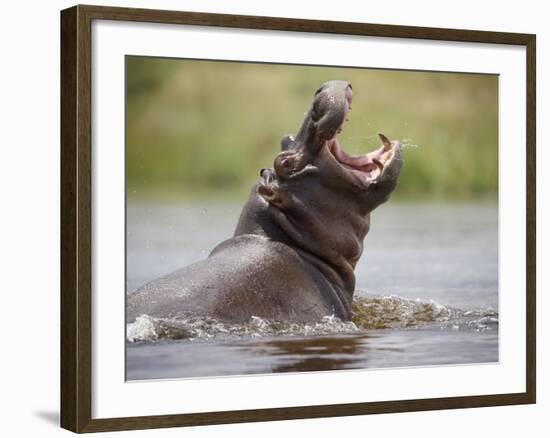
(126, 202, 498, 380)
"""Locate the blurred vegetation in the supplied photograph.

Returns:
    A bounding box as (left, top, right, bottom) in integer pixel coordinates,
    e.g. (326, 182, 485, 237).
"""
(126, 56, 498, 201)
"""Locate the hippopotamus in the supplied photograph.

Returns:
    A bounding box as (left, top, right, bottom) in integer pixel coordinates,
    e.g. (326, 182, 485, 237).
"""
(127, 80, 403, 324)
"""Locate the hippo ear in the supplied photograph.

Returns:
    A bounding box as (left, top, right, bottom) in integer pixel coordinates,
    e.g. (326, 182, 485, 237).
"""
(280, 134, 295, 151)
(257, 182, 282, 206)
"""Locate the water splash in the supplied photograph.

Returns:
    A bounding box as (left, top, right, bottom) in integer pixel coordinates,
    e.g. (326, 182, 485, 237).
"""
(352, 295, 458, 329)
(401, 138, 419, 149)
(351, 295, 496, 331)
(127, 295, 498, 343)
(127, 314, 358, 343)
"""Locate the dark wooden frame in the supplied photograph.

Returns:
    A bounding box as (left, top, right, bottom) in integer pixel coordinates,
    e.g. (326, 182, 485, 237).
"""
(61, 4, 536, 433)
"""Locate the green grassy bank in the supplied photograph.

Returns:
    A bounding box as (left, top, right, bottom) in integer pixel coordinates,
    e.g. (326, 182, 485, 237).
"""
(126, 57, 498, 202)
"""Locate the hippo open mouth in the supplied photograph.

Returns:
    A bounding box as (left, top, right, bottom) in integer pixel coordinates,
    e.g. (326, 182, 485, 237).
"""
(327, 134, 396, 184)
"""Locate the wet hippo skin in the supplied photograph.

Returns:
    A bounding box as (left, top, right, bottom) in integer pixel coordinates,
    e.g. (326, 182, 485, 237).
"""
(127, 80, 403, 323)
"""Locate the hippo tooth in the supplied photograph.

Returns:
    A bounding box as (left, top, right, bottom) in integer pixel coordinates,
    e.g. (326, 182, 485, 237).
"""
(372, 158, 384, 171)
(378, 133, 392, 152)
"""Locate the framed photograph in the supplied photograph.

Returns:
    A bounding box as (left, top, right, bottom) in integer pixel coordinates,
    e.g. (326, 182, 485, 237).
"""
(60, 4, 536, 433)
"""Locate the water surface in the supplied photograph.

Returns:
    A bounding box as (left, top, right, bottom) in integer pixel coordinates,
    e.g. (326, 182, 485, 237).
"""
(126, 202, 498, 380)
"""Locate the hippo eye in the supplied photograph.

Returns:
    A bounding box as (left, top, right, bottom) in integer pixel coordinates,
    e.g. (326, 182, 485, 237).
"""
(273, 151, 299, 178)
